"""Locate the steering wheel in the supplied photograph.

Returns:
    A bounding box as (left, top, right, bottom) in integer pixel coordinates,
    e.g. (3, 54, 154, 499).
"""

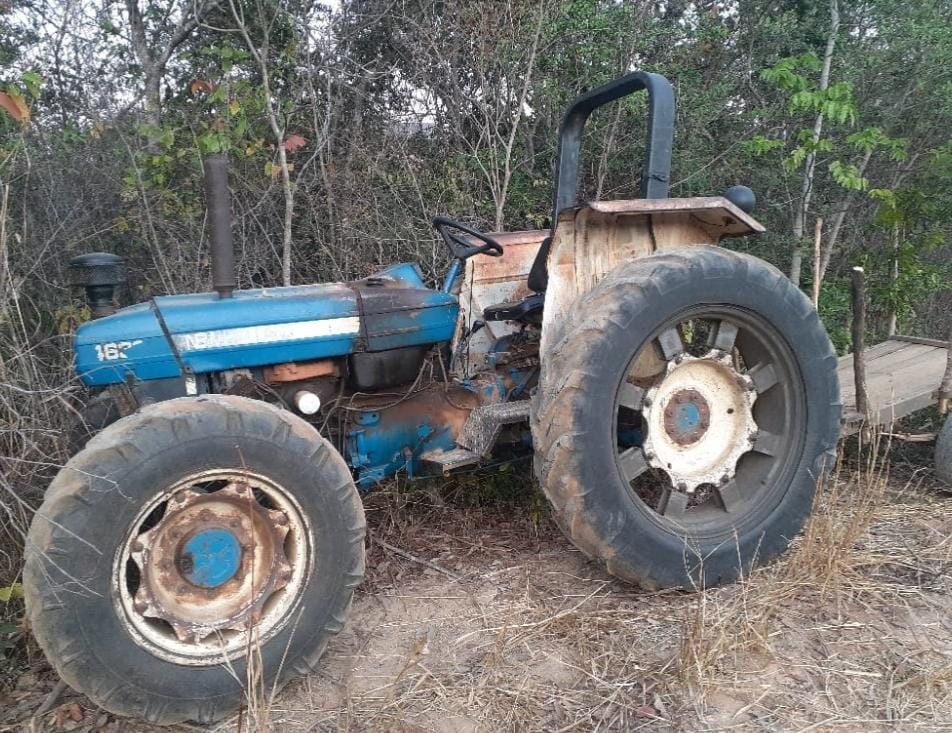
(433, 216, 504, 260)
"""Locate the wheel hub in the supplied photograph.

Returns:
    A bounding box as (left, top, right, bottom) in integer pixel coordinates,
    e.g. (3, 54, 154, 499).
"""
(662, 388, 710, 445)
(178, 528, 243, 588)
(128, 480, 294, 644)
(643, 350, 758, 492)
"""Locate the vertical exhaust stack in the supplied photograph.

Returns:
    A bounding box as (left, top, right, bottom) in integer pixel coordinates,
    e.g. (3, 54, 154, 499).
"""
(203, 153, 236, 298)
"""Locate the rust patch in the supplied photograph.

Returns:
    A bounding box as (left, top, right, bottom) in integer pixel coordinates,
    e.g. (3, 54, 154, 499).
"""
(348, 383, 480, 445)
(661, 388, 711, 445)
(131, 481, 291, 641)
(265, 359, 339, 383)
(587, 196, 765, 235)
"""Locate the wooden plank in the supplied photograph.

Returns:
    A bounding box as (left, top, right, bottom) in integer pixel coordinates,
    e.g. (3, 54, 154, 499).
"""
(837, 338, 947, 430)
(859, 339, 920, 362)
(839, 342, 938, 373)
(837, 344, 940, 393)
(891, 334, 951, 349)
(838, 341, 910, 373)
(864, 346, 942, 379)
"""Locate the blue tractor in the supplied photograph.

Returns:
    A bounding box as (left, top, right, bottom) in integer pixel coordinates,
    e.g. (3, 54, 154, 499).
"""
(23, 72, 840, 724)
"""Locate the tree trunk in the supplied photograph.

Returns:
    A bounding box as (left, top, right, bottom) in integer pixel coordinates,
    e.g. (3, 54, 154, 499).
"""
(791, 0, 839, 286)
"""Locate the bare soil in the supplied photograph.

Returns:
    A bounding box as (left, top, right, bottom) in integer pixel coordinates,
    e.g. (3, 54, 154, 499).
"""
(4, 450, 952, 732)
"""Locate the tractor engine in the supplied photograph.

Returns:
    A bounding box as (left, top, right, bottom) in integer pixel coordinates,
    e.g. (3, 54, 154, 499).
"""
(69, 249, 538, 486)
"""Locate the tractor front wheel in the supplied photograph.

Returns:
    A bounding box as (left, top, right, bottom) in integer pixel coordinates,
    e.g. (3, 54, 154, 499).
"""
(533, 248, 841, 589)
(24, 395, 365, 724)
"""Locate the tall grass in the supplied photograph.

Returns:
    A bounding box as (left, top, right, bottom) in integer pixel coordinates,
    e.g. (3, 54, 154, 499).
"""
(675, 434, 894, 706)
(1, 184, 76, 560)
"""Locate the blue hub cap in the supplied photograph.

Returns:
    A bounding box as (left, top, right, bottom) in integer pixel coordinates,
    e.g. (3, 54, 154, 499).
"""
(662, 388, 711, 445)
(179, 528, 242, 588)
(675, 402, 701, 432)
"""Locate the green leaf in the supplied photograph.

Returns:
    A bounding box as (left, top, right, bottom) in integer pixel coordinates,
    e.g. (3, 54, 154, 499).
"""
(830, 160, 868, 191)
(0, 583, 23, 602)
(743, 134, 784, 155)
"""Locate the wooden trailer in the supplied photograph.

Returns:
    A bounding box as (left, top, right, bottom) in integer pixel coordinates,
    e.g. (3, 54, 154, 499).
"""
(839, 335, 951, 435)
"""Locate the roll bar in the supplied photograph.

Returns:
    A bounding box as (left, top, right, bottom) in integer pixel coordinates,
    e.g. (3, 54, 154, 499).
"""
(526, 71, 676, 293)
(550, 71, 675, 222)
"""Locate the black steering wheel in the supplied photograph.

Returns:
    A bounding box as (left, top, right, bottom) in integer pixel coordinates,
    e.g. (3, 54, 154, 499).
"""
(433, 216, 504, 260)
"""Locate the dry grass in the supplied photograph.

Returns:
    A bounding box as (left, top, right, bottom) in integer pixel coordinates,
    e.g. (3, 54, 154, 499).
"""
(0, 184, 82, 696)
(4, 405, 951, 731)
(213, 437, 952, 732)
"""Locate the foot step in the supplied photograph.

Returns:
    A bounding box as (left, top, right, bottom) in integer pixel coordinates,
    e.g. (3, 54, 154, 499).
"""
(458, 400, 531, 457)
(419, 447, 481, 473)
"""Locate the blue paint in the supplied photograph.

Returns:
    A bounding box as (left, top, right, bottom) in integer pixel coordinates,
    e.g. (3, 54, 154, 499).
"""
(442, 259, 462, 292)
(675, 403, 701, 432)
(74, 263, 459, 386)
(181, 528, 242, 588)
(348, 411, 456, 488)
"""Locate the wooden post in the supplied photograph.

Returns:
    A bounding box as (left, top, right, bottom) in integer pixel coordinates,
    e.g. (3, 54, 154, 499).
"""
(886, 223, 899, 337)
(812, 217, 823, 309)
(939, 323, 952, 415)
(851, 267, 869, 421)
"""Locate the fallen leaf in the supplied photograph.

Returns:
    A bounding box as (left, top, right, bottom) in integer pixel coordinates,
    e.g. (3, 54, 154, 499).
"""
(67, 703, 84, 722)
(0, 91, 29, 123)
(189, 79, 216, 96)
(283, 134, 306, 152)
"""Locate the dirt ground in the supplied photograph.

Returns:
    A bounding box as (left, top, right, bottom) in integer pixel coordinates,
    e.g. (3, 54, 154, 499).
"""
(4, 446, 952, 732)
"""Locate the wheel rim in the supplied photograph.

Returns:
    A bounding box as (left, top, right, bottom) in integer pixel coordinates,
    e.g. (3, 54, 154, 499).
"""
(114, 470, 311, 665)
(613, 305, 806, 538)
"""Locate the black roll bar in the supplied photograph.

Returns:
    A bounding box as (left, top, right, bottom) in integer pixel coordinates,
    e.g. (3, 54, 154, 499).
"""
(550, 71, 675, 223)
(526, 71, 676, 292)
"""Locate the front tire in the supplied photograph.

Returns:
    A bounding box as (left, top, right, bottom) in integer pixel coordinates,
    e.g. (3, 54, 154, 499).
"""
(533, 248, 841, 589)
(25, 395, 365, 724)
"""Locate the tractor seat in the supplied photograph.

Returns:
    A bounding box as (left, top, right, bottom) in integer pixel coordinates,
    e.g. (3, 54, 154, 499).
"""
(483, 292, 545, 325)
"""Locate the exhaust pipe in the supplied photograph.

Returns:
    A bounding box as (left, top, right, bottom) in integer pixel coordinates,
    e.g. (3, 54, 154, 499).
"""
(202, 153, 236, 299)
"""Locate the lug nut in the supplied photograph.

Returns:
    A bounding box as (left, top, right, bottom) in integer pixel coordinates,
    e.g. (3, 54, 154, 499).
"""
(131, 539, 144, 553)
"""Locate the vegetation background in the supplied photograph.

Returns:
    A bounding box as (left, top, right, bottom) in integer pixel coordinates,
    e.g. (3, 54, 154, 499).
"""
(0, 0, 950, 719)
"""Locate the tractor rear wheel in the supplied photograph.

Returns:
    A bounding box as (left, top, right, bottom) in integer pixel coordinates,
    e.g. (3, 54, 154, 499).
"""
(533, 248, 841, 589)
(24, 395, 365, 725)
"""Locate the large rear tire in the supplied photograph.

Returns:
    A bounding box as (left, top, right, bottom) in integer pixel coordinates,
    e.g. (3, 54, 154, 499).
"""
(533, 248, 841, 589)
(25, 395, 365, 724)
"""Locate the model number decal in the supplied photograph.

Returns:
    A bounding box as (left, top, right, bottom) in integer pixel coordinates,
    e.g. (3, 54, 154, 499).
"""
(95, 340, 143, 361)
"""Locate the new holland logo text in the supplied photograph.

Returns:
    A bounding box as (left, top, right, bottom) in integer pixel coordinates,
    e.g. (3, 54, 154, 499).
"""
(171, 317, 361, 352)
